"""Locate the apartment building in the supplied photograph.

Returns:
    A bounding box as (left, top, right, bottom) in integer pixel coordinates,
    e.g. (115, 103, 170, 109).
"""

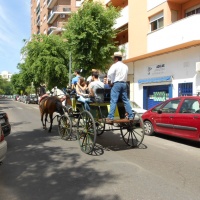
(31, 0, 83, 35)
(0, 71, 12, 82)
(103, 0, 200, 109)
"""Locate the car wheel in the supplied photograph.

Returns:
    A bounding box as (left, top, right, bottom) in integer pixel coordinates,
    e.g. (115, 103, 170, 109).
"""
(144, 120, 154, 136)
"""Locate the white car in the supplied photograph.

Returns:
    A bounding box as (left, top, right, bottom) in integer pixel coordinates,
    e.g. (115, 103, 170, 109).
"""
(0, 125, 7, 164)
(130, 101, 147, 123)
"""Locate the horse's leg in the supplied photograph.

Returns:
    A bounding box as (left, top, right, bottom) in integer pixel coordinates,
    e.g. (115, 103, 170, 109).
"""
(48, 113, 53, 132)
(40, 110, 46, 129)
(44, 113, 48, 130)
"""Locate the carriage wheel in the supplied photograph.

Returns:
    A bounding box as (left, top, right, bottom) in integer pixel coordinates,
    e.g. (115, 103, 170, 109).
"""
(76, 110, 97, 154)
(96, 118, 105, 136)
(120, 114, 145, 147)
(58, 113, 72, 140)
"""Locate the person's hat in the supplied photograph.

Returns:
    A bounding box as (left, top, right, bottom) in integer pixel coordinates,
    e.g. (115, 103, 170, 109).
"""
(113, 51, 123, 57)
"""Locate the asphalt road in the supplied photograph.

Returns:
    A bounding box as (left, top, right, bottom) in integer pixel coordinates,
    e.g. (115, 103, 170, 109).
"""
(0, 99, 200, 200)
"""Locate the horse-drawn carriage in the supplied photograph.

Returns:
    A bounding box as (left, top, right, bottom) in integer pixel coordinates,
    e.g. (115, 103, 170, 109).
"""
(55, 88, 145, 154)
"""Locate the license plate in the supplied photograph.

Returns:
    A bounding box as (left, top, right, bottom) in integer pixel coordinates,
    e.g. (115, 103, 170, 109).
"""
(0, 119, 5, 123)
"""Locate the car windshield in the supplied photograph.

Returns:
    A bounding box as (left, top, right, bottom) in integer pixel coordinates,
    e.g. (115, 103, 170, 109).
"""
(130, 101, 141, 108)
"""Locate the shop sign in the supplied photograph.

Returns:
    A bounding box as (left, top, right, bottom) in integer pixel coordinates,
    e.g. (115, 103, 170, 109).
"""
(147, 64, 165, 76)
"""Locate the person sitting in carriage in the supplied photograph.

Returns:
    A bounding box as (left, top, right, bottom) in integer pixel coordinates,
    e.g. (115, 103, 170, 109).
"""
(88, 71, 104, 102)
(76, 77, 91, 111)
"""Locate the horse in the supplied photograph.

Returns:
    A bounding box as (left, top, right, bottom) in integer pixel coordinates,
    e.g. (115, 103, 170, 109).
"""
(39, 95, 64, 132)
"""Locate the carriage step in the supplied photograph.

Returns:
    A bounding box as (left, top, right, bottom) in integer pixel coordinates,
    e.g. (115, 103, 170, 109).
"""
(98, 118, 134, 124)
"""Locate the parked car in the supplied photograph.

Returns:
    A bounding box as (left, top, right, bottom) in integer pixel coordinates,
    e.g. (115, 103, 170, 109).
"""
(0, 125, 7, 163)
(130, 101, 147, 123)
(0, 111, 11, 137)
(25, 95, 38, 104)
(142, 96, 200, 142)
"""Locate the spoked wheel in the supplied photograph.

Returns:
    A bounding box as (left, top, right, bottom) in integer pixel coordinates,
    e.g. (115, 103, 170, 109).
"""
(120, 114, 145, 147)
(76, 110, 97, 154)
(96, 118, 105, 136)
(58, 113, 72, 140)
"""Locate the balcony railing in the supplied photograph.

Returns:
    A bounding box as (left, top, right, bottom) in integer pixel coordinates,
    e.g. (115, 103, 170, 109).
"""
(47, 6, 71, 24)
(113, 6, 128, 30)
(147, 14, 200, 53)
(47, 26, 64, 35)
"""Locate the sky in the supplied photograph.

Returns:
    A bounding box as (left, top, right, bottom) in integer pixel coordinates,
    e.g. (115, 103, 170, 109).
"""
(0, 0, 30, 74)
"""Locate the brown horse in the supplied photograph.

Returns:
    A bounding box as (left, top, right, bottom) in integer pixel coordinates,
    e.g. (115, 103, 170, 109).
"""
(39, 95, 64, 132)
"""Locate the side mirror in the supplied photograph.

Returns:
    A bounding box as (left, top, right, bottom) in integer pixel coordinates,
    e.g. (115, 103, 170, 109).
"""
(157, 109, 162, 114)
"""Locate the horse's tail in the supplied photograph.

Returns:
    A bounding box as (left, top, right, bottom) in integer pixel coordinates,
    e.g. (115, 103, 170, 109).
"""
(56, 100, 65, 116)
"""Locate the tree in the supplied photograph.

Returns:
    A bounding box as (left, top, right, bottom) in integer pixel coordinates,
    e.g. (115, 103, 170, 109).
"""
(21, 34, 70, 89)
(10, 73, 25, 95)
(62, 0, 120, 77)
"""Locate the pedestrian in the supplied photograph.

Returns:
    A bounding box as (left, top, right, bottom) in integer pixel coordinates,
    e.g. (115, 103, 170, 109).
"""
(105, 52, 134, 124)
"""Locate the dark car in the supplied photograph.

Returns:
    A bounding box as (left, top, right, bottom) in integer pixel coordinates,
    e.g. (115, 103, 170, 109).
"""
(142, 96, 200, 142)
(0, 111, 11, 137)
(0, 124, 7, 163)
(25, 95, 38, 104)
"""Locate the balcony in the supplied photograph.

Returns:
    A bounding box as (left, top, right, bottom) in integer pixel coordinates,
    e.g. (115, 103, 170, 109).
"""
(147, 14, 200, 53)
(76, 0, 84, 7)
(48, 22, 67, 35)
(36, 16, 40, 27)
(47, 6, 71, 24)
(47, 26, 65, 35)
(113, 6, 128, 30)
(47, 0, 57, 9)
(36, 4, 40, 16)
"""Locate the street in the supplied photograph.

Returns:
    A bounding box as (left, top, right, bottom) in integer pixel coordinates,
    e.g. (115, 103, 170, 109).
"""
(0, 99, 200, 200)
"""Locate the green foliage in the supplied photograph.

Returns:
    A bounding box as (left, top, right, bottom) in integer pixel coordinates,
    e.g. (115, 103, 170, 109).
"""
(21, 34, 69, 89)
(0, 76, 13, 95)
(10, 73, 25, 94)
(63, 0, 120, 76)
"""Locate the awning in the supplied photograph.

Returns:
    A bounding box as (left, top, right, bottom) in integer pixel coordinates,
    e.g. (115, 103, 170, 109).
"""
(138, 76, 172, 84)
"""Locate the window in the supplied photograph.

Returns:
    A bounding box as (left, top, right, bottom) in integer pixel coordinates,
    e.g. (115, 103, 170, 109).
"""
(185, 5, 200, 17)
(179, 99, 200, 113)
(178, 83, 193, 96)
(161, 100, 181, 113)
(150, 12, 164, 32)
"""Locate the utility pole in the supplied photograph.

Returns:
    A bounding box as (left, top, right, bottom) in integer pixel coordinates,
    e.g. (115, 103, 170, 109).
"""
(69, 52, 72, 86)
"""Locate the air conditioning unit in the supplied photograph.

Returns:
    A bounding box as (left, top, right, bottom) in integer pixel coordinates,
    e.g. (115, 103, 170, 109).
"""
(196, 62, 200, 73)
(60, 14, 66, 19)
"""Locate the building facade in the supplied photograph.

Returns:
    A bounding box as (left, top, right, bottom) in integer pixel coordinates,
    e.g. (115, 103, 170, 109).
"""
(31, 0, 84, 35)
(103, 0, 200, 109)
(0, 71, 13, 82)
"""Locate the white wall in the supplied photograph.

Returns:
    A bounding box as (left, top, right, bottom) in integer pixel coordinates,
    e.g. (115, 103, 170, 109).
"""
(147, 0, 166, 11)
(131, 46, 200, 108)
(147, 14, 200, 52)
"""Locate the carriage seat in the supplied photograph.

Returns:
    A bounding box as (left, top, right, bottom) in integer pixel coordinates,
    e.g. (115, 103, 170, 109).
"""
(95, 88, 111, 102)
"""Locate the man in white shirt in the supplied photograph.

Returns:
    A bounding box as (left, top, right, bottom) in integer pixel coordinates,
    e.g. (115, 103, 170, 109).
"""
(106, 52, 134, 124)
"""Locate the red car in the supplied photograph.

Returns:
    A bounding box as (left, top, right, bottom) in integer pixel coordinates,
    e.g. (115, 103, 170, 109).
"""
(142, 96, 200, 142)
